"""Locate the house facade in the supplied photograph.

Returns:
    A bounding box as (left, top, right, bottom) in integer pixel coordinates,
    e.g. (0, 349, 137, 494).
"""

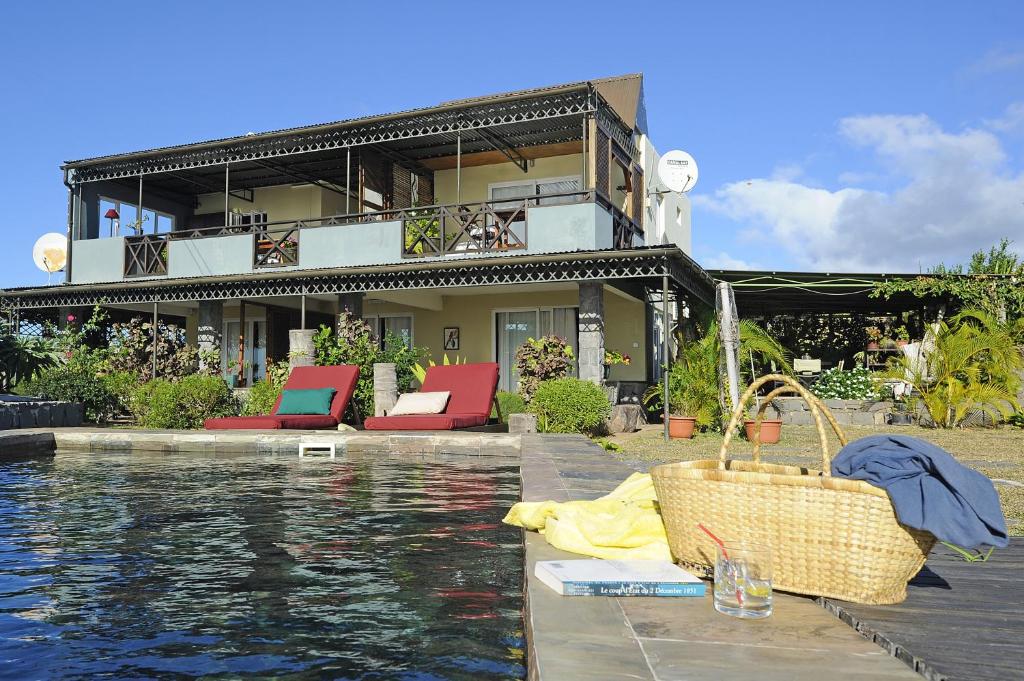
(4, 74, 713, 394)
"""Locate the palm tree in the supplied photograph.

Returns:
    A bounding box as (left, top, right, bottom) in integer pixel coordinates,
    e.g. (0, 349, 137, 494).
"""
(645, 319, 791, 431)
(886, 309, 1023, 428)
(0, 333, 62, 392)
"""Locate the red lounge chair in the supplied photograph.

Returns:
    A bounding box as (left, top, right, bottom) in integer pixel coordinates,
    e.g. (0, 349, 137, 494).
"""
(204, 364, 360, 430)
(363, 362, 499, 431)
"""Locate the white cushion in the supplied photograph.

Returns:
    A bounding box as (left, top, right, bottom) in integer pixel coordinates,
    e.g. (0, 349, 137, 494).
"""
(388, 391, 451, 416)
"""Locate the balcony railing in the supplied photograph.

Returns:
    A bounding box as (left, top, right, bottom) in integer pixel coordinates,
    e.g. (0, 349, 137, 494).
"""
(124, 234, 169, 277)
(400, 191, 592, 258)
(109, 190, 630, 279)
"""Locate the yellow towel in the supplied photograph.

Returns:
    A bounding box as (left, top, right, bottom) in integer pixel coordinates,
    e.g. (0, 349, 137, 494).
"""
(502, 472, 672, 561)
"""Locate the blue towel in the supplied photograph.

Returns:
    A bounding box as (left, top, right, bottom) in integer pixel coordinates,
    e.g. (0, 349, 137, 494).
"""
(831, 434, 1008, 549)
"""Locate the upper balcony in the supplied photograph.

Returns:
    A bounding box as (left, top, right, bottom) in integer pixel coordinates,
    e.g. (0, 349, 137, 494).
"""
(62, 75, 686, 286)
(70, 191, 646, 284)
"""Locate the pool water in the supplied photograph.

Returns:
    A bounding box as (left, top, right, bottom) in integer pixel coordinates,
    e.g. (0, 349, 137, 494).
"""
(0, 451, 525, 679)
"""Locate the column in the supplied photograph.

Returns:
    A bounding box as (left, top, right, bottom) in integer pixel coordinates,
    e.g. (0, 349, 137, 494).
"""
(197, 300, 223, 373)
(577, 281, 605, 384)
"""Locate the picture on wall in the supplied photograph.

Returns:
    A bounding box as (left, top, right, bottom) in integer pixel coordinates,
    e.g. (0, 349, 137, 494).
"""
(443, 327, 460, 351)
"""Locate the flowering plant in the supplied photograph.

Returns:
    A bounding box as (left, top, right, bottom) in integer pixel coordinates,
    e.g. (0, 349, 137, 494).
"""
(864, 326, 883, 342)
(812, 367, 882, 400)
(604, 350, 631, 366)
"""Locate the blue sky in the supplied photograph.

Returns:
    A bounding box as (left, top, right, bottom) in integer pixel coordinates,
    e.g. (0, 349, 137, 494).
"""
(0, 1, 1022, 286)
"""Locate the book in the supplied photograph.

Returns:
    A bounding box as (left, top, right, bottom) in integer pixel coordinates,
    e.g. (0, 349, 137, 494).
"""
(535, 559, 706, 597)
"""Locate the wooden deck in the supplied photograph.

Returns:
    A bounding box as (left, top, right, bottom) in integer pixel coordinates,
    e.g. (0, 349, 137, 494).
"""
(821, 539, 1024, 681)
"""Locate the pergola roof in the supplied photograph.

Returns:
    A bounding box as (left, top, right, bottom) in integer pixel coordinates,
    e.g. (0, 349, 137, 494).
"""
(710, 269, 952, 315)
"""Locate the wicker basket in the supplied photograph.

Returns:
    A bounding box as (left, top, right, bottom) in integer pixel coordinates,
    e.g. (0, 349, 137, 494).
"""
(651, 374, 935, 605)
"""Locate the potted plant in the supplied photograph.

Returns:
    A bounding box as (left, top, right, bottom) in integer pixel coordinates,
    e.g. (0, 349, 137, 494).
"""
(643, 355, 717, 440)
(743, 400, 783, 444)
(865, 325, 882, 350)
(603, 349, 631, 380)
(893, 325, 910, 348)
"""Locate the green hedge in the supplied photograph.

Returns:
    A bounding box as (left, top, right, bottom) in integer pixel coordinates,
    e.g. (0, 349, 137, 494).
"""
(492, 390, 527, 423)
(18, 365, 119, 423)
(130, 375, 238, 429)
(528, 378, 611, 434)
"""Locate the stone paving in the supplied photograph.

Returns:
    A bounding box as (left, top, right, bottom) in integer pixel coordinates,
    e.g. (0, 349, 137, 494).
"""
(0, 428, 924, 680)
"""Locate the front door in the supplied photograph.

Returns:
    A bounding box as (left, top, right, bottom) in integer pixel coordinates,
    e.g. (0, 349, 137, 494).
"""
(495, 310, 538, 392)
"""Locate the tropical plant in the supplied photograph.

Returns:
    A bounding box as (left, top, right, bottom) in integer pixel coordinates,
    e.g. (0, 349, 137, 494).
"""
(644, 318, 791, 431)
(312, 313, 424, 418)
(411, 353, 466, 384)
(884, 309, 1023, 428)
(107, 316, 216, 380)
(812, 367, 881, 400)
(515, 335, 575, 401)
(242, 360, 291, 416)
(604, 350, 631, 366)
(528, 378, 611, 434)
(0, 333, 61, 392)
(129, 375, 238, 429)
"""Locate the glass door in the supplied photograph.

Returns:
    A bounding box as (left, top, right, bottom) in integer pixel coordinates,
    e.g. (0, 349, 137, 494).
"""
(222, 320, 266, 386)
(495, 310, 538, 392)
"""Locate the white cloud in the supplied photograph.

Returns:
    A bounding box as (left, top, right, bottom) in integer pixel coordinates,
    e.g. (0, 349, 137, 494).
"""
(698, 114, 1024, 272)
(702, 252, 763, 270)
(985, 101, 1024, 133)
(963, 48, 1024, 76)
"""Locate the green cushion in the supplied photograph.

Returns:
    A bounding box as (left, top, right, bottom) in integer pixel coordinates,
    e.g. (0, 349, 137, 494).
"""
(276, 388, 337, 415)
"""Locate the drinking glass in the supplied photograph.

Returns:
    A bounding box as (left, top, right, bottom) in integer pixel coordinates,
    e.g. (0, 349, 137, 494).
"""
(713, 542, 773, 619)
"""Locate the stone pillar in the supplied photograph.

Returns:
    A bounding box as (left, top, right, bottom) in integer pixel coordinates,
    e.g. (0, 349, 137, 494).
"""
(337, 292, 364, 320)
(197, 301, 223, 372)
(289, 329, 316, 367)
(577, 281, 605, 384)
(373, 363, 398, 416)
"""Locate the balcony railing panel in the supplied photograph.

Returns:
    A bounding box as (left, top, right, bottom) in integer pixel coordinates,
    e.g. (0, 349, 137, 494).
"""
(254, 226, 299, 268)
(124, 234, 169, 277)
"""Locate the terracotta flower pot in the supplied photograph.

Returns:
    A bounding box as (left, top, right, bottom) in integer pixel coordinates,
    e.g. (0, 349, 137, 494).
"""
(668, 416, 697, 439)
(866, 341, 880, 350)
(896, 340, 908, 348)
(744, 418, 782, 444)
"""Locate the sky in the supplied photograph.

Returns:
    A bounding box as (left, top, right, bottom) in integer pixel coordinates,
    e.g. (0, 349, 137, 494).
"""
(0, 1, 1022, 287)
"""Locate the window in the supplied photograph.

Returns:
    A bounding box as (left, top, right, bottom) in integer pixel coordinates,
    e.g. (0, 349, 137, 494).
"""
(99, 196, 174, 237)
(365, 314, 413, 349)
(494, 306, 578, 392)
(488, 175, 582, 207)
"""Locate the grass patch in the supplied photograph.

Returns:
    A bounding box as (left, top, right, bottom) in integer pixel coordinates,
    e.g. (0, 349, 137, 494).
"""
(609, 423, 1024, 535)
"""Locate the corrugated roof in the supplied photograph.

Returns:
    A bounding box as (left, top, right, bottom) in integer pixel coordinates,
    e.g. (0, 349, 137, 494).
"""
(63, 74, 642, 170)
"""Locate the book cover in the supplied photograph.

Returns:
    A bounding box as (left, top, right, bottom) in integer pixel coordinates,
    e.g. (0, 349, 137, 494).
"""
(535, 559, 706, 597)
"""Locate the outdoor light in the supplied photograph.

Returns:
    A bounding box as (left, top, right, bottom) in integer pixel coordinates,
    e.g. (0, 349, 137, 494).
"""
(104, 208, 120, 236)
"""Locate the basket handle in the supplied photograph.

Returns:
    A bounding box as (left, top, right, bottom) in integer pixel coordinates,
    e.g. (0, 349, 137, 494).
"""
(719, 374, 848, 473)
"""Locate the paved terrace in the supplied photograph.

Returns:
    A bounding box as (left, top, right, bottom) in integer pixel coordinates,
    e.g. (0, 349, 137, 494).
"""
(0, 428, 1017, 680)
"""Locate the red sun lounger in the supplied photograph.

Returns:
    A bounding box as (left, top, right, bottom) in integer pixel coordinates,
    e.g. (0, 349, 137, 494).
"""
(204, 364, 360, 430)
(363, 362, 499, 431)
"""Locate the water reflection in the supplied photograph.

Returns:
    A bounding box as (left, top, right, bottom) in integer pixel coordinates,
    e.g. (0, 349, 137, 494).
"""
(0, 451, 525, 679)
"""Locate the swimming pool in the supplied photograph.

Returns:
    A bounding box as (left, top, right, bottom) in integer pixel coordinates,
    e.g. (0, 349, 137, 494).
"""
(0, 451, 525, 679)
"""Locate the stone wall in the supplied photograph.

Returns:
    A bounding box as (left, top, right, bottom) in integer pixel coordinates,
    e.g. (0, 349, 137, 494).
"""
(0, 396, 84, 430)
(771, 397, 892, 426)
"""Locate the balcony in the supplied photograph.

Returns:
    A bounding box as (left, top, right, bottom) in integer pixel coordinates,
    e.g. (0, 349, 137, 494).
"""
(69, 193, 643, 285)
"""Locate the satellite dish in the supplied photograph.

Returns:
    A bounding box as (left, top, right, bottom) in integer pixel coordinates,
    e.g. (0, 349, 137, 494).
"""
(657, 150, 699, 193)
(32, 233, 68, 275)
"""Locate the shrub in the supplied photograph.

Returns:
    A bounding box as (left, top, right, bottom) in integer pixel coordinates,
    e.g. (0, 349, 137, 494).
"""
(528, 378, 611, 434)
(18, 365, 118, 423)
(102, 370, 141, 416)
(515, 335, 574, 401)
(812, 367, 881, 400)
(492, 390, 527, 423)
(0, 333, 61, 392)
(130, 375, 238, 429)
(312, 314, 424, 418)
(107, 316, 218, 380)
(242, 361, 291, 416)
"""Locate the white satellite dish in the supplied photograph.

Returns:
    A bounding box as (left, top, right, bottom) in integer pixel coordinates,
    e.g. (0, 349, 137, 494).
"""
(32, 233, 68, 281)
(657, 150, 699, 193)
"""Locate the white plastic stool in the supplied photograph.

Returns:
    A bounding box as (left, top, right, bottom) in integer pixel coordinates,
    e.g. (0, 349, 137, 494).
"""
(298, 441, 336, 458)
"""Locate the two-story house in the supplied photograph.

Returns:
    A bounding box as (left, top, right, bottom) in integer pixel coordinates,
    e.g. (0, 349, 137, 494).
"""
(4, 74, 713, 393)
